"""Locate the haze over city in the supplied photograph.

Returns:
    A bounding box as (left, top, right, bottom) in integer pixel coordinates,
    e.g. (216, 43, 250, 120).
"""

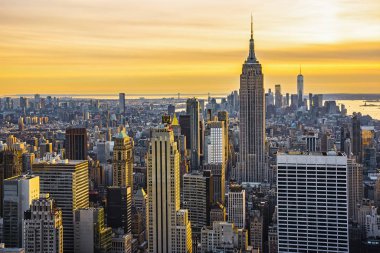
(1, 0, 379, 94)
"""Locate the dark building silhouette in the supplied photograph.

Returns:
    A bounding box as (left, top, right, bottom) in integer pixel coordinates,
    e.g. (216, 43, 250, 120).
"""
(65, 127, 88, 160)
(106, 186, 132, 234)
(0, 149, 22, 217)
(179, 115, 191, 150)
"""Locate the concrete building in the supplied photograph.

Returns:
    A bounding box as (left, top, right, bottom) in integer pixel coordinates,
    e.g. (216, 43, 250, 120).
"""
(74, 207, 112, 253)
(147, 127, 192, 253)
(204, 121, 225, 165)
(250, 210, 263, 252)
(112, 130, 134, 189)
(23, 194, 63, 253)
(348, 159, 363, 222)
(227, 183, 246, 229)
(201, 222, 248, 252)
(3, 175, 40, 248)
(365, 206, 380, 238)
(33, 158, 89, 253)
(111, 231, 132, 253)
(277, 152, 349, 252)
(183, 170, 213, 237)
(238, 17, 266, 183)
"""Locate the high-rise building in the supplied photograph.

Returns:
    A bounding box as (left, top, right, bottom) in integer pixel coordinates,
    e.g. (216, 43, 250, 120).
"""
(119, 93, 126, 114)
(250, 210, 263, 251)
(275, 84, 282, 108)
(348, 159, 363, 222)
(74, 207, 112, 253)
(65, 127, 88, 160)
(0, 149, 22, 217)
(112, 130, 134, 189)
(204, 121, 225, 165)
(23, 193, 63, 253)
(297, 67, 304, 107)
(238, 17, 266, 183)
(147, 127, 192, 253)
(203, 164, 225, 204)
(277, 152, 349, 252)
(227, 183, 246, 229)
(3, 175, 40, 248)
(179, 115, 191, 151)
(183, 170, 213, 237)
(33, 158, 89, 253)
(217, 111, 229, 163)
(106, 186, 132, 234)
(186, 98, 201, 171)
(352, 113, 361, 159)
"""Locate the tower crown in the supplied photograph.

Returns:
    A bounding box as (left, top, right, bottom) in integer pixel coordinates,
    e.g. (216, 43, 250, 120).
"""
(246, 15, 257, 63)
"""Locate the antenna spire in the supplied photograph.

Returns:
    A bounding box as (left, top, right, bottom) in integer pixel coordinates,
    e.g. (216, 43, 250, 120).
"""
(299, 65, 302, 75)
(250, 13, 253, 39)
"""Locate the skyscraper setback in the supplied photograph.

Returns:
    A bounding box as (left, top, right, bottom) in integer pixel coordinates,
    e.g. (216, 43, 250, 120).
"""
(238, 17, 266, 183)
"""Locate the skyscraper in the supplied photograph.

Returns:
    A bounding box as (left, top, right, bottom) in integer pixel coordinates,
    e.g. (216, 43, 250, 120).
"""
(65, 127, 88, 160)
(119, 93, 126, 114)
(186, 98, 201, 171)
(297, 67, 304, 107)
(74, 207, 112, 253)
(227, 183, 246, 229)
(0, 149, 22, 217)
(112, 130, 134, 189)
(147, 127, 192, 253)
(204, 121, 225, 165)
(23, 193, 63, 253)
(238, 17, 266, 183)
(277, 152, 349, 252)
(274, 84, 282, 108)
(183, 170, 213, 237)
(33, 158, 89, 253)
(106, 186, 132, 234)
(3, 175, 40, 248)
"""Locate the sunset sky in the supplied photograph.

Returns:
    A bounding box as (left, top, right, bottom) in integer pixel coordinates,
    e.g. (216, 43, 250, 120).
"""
(0, 0, 379, 95)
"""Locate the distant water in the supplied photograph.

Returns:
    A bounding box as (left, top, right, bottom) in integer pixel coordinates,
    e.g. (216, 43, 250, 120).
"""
(336, 100, 380, 120)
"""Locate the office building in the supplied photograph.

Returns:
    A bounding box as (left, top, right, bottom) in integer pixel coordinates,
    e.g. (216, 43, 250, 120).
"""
(65, 127, 88, 160)
(3, 175, 40, 248)
(186, 98, 201, 170)
(227, 183, 246, 229)
(183, 170, 213, 236)
(239, 17, 266, 183)
(74, 207, 112, 253)
(33, 158, 89, 253)
(203, 163, 225, 204)
(275, 84, 282, 108)
(297, 67, 304, 107)
(0, 149, 22, 217)
(111, 231, 132, 253)
(112, 130, 134, 189)
(204, 121, 225, 165)
(201, 222, 248, 252)
(119, 93, 126, 114)
(106, 186, 132, 234)
(277, 152, 349, 252)
(147, 127, 192, 253)
(23, 194, 63, 253)
(348, 159, 363, 222)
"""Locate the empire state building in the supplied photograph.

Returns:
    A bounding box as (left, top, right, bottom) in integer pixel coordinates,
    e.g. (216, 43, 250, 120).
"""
(238, 17, 266, 183)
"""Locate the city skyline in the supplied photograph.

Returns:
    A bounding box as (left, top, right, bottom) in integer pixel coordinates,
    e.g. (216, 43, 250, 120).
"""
(1, 0, 380, 95)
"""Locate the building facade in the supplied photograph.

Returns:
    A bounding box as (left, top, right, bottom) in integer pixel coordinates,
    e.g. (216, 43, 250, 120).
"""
(277, 153, 349, 252)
